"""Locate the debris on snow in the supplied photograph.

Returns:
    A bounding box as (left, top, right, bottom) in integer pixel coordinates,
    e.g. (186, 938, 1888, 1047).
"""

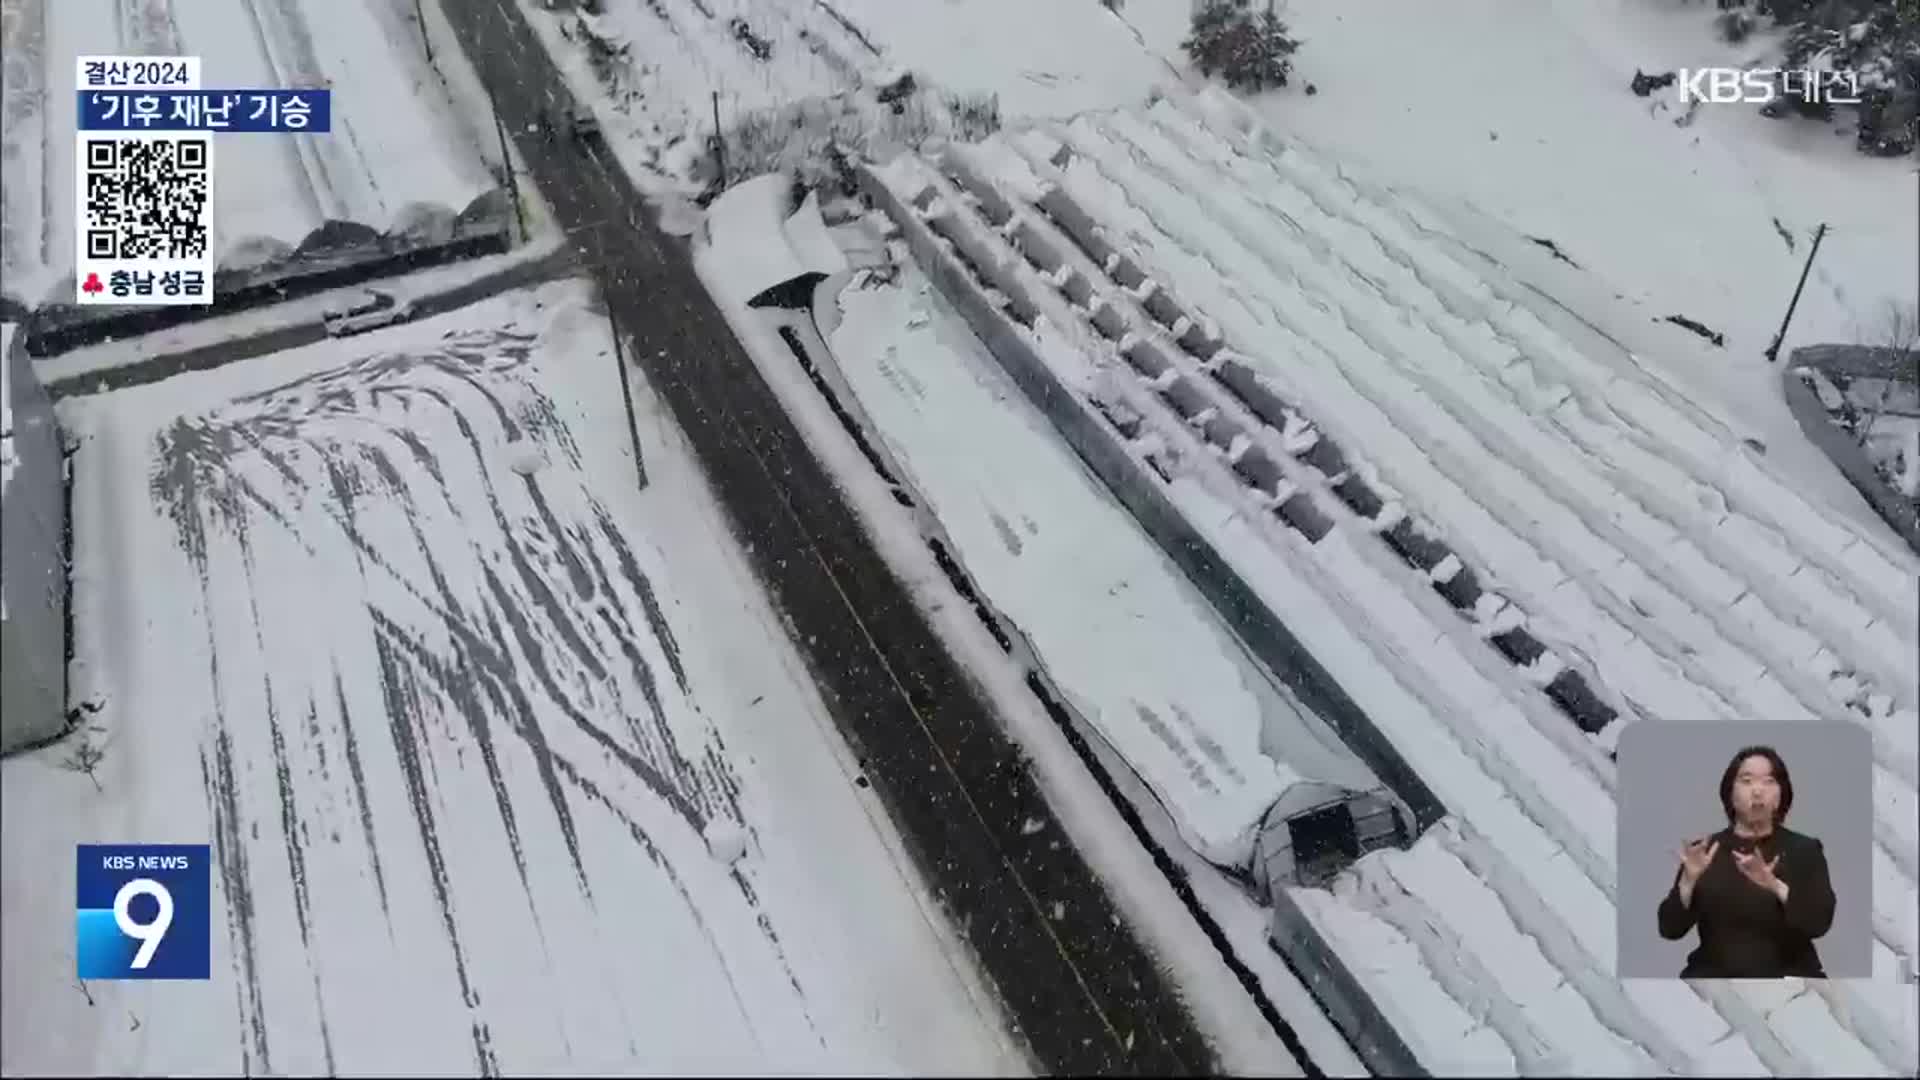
(1628, 70, 1675, 98)
(1660, 314, 1725, 348)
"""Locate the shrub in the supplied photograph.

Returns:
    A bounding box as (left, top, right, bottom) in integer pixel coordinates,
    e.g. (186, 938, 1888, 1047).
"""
(1711, 0, 1919, 156)
(1183, 0, 1299, 93)
(719, 85, 1001, 194)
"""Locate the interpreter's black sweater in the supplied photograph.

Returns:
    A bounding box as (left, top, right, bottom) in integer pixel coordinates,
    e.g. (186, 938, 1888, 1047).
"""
(1657, 825, 1836, 979)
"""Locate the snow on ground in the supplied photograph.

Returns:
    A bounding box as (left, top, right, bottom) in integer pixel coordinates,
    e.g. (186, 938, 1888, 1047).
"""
(0, 277, 1022, 1076)
(515, 0, 860, 191)
(801, 0, 1168, 120)
(858, 85, 1919, 1072)
(691, 190, 1314, 1077)
(1113, 0, 1917, 511)
(825, 253, 1371, 869)
(0, 0, 493, 301)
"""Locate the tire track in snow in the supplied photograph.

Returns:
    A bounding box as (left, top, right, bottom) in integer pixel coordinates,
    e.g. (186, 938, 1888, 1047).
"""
(547, 752, 819, 1050)
(155, 426, 276, 1076)
(259, 679, 344, 1075)
(591, 502, 690, 693)
(370, 626, 501, 1076)
(330, 666, 393, 926)
(145, 331, 809, 1068)
(366, 471, 552, 919)
(439, 408, 719, 845)
(369, 599, 546, 926)
(235, 539, 323, 960)
(200, 729, 273, 1075)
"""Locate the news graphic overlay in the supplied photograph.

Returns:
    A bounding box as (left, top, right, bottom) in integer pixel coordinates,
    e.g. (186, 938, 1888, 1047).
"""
(74, 56, 210, 307)
(1615, 722, 1874, 980)
(75, 844, 212, 980)
(72, 54, 332, 307)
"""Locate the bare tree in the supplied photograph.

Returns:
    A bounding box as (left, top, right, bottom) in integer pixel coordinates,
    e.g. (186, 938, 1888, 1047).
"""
(60, 721, 107, 792)
(1900, 424, 1920, 498)
(1855, 300, 1919, 447)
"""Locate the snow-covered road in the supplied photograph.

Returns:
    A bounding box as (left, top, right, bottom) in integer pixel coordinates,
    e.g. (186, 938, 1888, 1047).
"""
(0, 278, 1021, 1076)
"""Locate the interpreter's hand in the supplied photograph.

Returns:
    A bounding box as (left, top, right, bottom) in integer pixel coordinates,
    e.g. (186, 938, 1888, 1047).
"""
(1733, 848, 1783, 894)
(1679, 837, 1719, 885)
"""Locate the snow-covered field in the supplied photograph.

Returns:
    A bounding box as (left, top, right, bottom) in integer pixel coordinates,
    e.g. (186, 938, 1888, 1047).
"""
(0, 0, 495, 306)
(799, 0, 1165, 120)
(514, 0, 865, 191)
(1113, 0, 1917, 497)
(516, 0, 1017, 205)
(854, 81, 1920, 1073)
(0, 278, 1022, 1076)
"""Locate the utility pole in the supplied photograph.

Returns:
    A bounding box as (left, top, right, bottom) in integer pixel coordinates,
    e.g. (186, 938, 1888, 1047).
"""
(711, 91, 727, 189)
(414, 0, 435, 67)
(1764, 221, 1827, 364)
(600, 273, 649, 490)
(485, 82, 526, 243)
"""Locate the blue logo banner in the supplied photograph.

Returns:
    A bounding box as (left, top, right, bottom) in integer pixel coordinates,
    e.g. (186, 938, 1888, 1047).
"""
(75, 844, 212, 980)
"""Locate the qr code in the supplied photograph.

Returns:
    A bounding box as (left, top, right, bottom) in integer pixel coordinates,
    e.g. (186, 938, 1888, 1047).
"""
(83, 137, 211, 261)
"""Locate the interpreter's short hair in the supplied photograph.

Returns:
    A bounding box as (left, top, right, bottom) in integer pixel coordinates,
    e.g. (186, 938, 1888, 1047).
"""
(1719, 744, 1794, 826)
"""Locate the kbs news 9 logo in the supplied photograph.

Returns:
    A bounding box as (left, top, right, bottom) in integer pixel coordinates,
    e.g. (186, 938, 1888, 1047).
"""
(75, 844, 211, 980)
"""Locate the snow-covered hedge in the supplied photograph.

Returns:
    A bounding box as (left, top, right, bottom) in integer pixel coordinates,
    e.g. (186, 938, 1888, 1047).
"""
(1183, 0, 1299, 93)
(1721, 0, 1920, 156)
(721, 81, 999, 194)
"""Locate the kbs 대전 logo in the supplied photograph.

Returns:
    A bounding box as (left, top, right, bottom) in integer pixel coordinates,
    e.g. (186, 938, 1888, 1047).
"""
(75, 844, 212, 980)
(1676, 67, 1864, 107)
